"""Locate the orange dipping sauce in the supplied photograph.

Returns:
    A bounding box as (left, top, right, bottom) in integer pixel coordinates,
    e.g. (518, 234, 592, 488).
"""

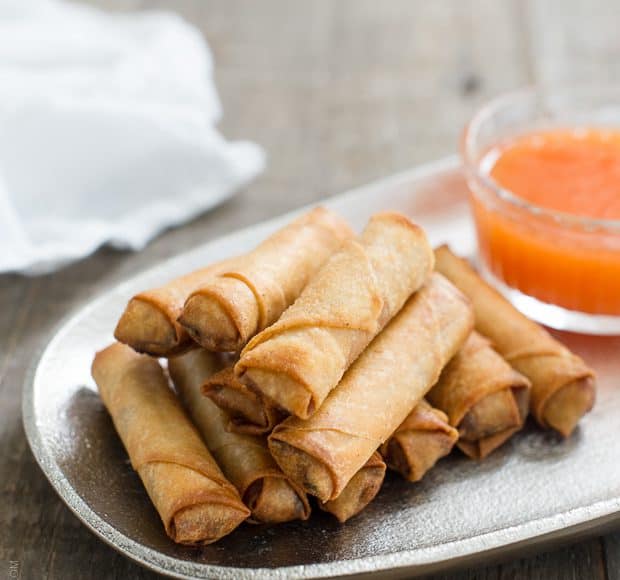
(472, 128, 620, 315)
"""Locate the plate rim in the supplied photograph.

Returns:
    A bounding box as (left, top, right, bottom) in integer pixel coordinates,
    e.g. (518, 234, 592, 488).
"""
(22, 154, 620, 579)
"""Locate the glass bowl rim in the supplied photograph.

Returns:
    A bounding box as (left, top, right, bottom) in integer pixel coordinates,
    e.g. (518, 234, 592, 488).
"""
(461, 85, 620, 233)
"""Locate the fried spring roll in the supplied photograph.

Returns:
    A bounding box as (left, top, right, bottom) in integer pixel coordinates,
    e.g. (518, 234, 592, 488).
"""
(268, 274, 473, 501)
(168, 349, 310, 524)
(380, 400, 458, 481)
(179, 207, 354, 352)
(319, 452, 386, 523)
(114, 259, 236, 356)
(434, 246, 596, 437)
(427, 331, 531, 459)
(237, 212, 434, 419)
(92, 343, 249, 544)
(202, 367, 285, 435)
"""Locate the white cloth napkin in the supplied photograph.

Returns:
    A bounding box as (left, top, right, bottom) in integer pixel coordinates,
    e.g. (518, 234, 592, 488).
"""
(0, 0, 265, 274)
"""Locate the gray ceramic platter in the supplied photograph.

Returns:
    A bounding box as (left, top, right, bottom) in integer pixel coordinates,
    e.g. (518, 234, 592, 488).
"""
(23, 157, 620, 579)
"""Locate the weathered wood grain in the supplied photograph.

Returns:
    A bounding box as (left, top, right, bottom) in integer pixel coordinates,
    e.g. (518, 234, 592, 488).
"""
(423, 538, 609, 580)
(604, 532, 620, 580)
(526, 0, 620, 86)
(0, 1, 617, 579)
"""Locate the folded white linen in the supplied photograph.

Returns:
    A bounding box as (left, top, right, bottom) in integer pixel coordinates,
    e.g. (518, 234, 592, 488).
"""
(0, 0, 265, 274)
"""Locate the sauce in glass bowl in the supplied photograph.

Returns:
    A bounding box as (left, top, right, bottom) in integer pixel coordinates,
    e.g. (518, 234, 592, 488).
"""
(489, 128, 620, 220)
(463, 89, 620, 334)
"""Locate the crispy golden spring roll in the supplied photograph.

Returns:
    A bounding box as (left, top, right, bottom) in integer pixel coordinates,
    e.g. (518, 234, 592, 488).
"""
(236, 212, 434, 419)
(427, 331, 531, 459)
(434, 246, 596, 437)
(319, 452, 386, 523)
(202, 367, 285, 435)
(92, 343, 249, 544)
(380, 400, 458, 481)
(179, 207, 354, 352)
(168, 349, 310, 524)
(268, 274, 473, 502)
(114, 259, 236, 356)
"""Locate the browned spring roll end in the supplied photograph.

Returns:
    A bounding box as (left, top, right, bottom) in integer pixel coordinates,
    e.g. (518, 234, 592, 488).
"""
(244, 476, 310, 524)
(179, 277, 258, 352)
(381, 402, 458, 482)
(114, 297, 186, 356)
(241, 366, 316, 420)
(142, 462, 249, 544)
(427, 330, 531, 460)
(458, 380, 529, 460)
(542, 376, 596, 437)
(319, 452, 386, 523)
(268, 437, 337, 502)
(458, 387, 522, 441)
(202, 367, 285, 435)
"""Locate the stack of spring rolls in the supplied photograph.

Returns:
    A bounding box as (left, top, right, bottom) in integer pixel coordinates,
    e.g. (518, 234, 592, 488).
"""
(92, 206, 596, 545)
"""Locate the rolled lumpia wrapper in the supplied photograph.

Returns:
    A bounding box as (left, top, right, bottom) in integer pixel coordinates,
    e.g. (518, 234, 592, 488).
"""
(168, 349, 310, 524)
(179, 207, 354, 353)
(92, 343, 249, 545)
(114, 258, 236, 357)
(380, 400, 458, 481)
(427, 331, 531, 459)
(434, 246, 596, 437)
(268, 273, 474, 501)
(319, 452, 386, 523)
(202, 367, 285, 435)
(237, 212, 435, 419)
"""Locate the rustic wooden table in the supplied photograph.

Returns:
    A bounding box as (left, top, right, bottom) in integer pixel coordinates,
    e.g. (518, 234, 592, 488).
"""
(1, 1, 619, 578)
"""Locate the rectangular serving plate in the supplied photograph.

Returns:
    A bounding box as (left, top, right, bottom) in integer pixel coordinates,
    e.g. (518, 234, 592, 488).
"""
(23, 156, 620, 579)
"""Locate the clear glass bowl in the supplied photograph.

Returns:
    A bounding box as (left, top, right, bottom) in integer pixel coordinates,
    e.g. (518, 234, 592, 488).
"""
(462, 87, 620, 335)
